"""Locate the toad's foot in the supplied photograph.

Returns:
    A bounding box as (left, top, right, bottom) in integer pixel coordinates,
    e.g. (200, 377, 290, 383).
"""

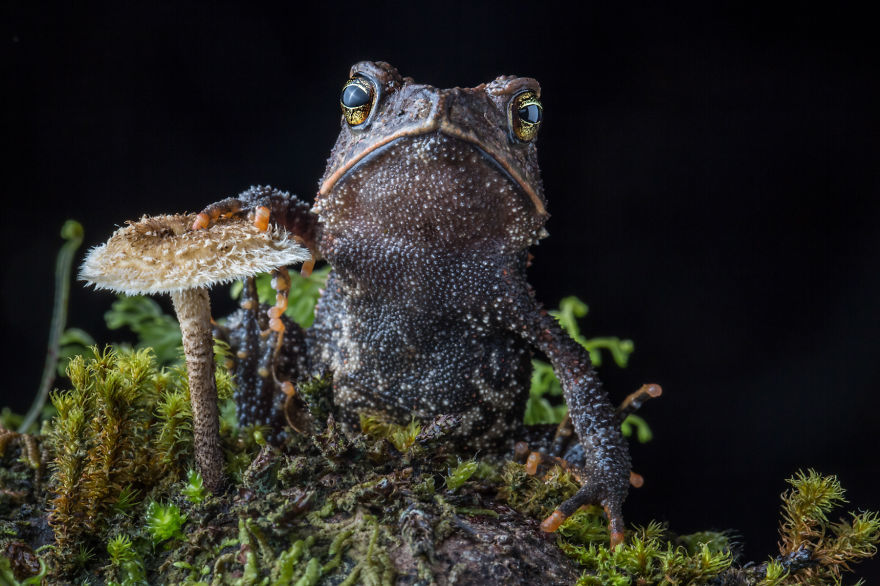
(192, 185, 288, 231)
(534, 383, 662, 547)
(541, 481, 627, 548)
(521, 446, 631, 548)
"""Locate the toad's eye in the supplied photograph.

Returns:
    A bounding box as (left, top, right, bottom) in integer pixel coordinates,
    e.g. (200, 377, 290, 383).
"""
(510, 90, 543, 142)
(340, 76, 376, 127)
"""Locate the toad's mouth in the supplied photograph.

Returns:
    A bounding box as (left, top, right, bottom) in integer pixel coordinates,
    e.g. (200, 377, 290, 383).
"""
(317, 125, 547, 217)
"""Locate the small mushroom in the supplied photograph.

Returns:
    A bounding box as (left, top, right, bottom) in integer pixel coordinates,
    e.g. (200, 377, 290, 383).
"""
(79, 213, 309, 492)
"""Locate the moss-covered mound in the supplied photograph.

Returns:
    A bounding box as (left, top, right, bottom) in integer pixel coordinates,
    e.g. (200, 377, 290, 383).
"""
(0, 348, 878, 585)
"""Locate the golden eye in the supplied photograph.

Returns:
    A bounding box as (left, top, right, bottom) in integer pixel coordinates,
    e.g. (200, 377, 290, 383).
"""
(510, 90, 543, 142)
(340, 76, 375, 126)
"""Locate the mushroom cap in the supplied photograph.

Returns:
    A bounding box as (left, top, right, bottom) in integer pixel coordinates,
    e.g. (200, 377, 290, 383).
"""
(80, 214, 311, 295)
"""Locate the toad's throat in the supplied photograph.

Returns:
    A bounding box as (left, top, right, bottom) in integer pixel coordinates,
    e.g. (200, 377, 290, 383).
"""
(318, 128, 547, 217)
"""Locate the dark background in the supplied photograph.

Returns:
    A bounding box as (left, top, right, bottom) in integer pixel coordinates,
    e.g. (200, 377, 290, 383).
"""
(3, 1, 879, 578)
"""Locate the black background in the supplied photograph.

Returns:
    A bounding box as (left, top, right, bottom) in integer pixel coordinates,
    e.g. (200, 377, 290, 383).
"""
(3, 1, 879, 578)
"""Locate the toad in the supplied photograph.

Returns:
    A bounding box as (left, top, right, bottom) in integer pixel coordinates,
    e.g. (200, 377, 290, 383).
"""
(198, 61, 645, 545)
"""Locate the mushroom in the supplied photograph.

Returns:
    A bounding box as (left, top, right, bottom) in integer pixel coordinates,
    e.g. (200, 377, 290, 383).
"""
(79, 213, 309, 492)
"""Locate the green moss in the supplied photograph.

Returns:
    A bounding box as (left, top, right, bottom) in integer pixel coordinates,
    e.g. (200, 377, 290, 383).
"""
(106, 534, 146, 586)
(776, 469, 880, 583)
(293, 374, 334, 425)
(10, 398, 880, 584)
(44, 346, 232, 569)
(359, 413, 422, 453)
(145, 501, 187, 544)
(271, 536, 315, 585)
(554, 470, 879, 585)
(760, 559, 790, 585)
(39, 381, 877, 585)
(496, 460, 581, 518)
(676, 530, 733, 556)
(562, 536, 733, 584)
(114, 485, 140, 514)
(152, 387, 192, 476)
(445, 459, 478, 492)
(182, 469, 207, 504)
(556, 509, 613, 545)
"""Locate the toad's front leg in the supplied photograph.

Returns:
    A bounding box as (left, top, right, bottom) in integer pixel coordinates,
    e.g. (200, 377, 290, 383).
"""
(197, 186, 318, 440)
(193, 185, 320, 264)
(504, 281, 633, 548)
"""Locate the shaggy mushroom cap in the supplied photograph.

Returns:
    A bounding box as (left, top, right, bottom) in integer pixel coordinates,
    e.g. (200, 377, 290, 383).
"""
(79, 213, 310, 294)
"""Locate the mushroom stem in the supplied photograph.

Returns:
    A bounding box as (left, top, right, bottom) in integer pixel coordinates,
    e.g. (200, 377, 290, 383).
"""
(171, 287, 225, 493)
